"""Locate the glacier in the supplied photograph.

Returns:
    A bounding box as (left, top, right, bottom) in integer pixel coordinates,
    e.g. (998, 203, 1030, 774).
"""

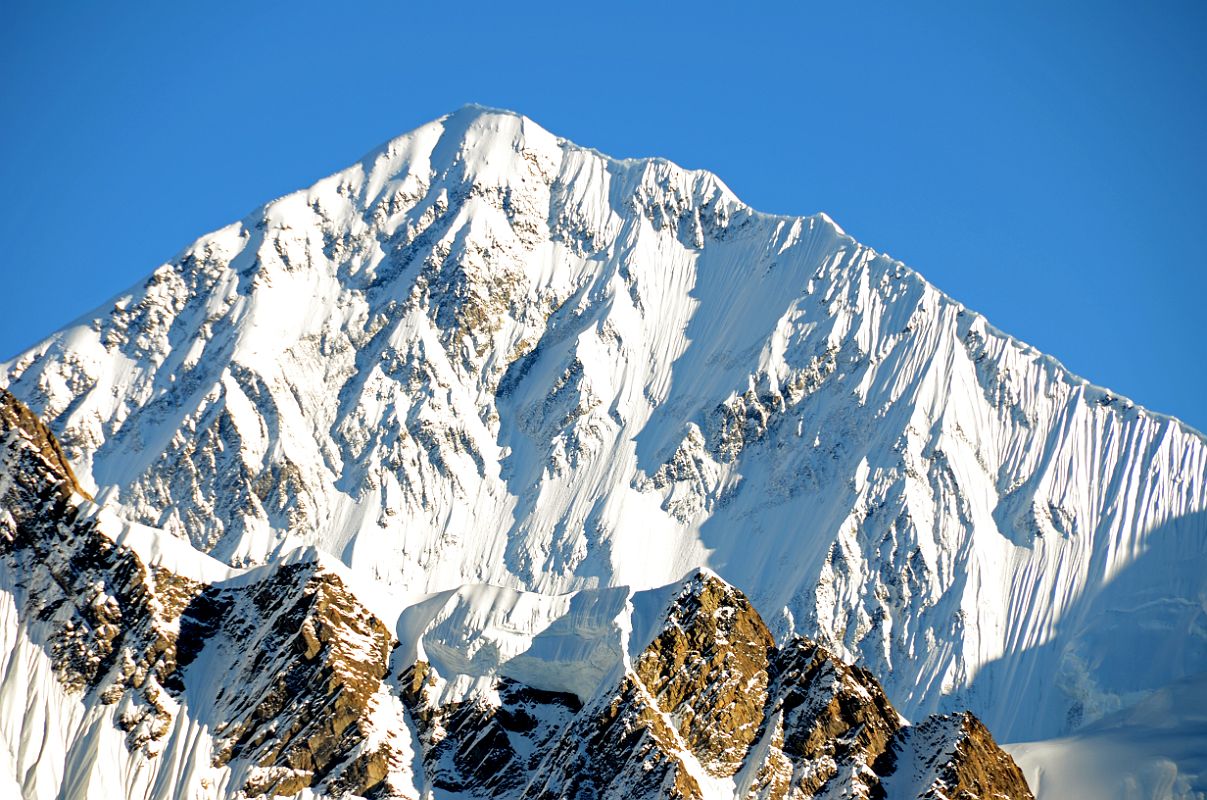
(1, 105, 1204, 797)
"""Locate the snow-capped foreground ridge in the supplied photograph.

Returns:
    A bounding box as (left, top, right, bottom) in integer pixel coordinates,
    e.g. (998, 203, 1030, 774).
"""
(1, 106, 1205, 788)
(0, 388, 1032, 799)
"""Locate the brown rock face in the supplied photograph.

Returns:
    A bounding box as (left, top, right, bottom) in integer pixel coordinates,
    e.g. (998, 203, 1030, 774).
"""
(635, 572, 776, 777)
(520, 672, 706, 800)
(892, 713, 1035, 800)
(0, 389, 179, 754)
(0, 391, 412, 798)
(0, 388, 90, 501)
(402, 570, 1034, 800)
(756, 636, 904, 797)
(623, 573, 906, 799)
(201, 564, 400, 797)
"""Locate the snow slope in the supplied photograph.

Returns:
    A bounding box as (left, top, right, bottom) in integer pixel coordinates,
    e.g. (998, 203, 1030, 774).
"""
(3, 106, 1205, 755)
(1006, 672, 1207, 800)
(1, 387, 1030, 800)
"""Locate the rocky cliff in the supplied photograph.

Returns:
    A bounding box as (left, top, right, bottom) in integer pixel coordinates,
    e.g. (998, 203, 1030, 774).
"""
(0, 389, 413, 798)
(402, 572, 1033, 800)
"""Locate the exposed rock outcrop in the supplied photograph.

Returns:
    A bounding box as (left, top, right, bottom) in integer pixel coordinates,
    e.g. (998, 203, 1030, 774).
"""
(0, 389, 413, 797)
(0, 388, 180, 755)
(402, 570, 1033, 800)
(875, 712, 1034, 800)
(197, 563, 406, 797)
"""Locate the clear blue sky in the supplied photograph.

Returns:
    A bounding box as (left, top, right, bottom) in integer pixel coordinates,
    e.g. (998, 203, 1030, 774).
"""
(2, 2, 1205, 430)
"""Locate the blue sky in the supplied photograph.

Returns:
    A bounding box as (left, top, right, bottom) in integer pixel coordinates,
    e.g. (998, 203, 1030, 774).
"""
(2, 1, 1205, 430)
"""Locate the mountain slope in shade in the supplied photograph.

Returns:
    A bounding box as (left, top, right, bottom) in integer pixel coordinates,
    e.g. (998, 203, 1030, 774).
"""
(0, 389, 1031, 799)
(1005, 672, 1207, 800)
(2, 106, 1205, 754)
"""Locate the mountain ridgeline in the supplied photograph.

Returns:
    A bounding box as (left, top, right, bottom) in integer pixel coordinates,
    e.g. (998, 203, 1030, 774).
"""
(1, 106, 1204, 797)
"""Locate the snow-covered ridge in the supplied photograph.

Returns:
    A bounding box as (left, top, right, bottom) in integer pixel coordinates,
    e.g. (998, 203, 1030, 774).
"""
(2, 106, 1205, 759)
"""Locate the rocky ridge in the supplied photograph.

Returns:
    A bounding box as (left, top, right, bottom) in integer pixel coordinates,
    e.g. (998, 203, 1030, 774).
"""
(402, 572, 1033, 800)
(0, 389, 413, 798)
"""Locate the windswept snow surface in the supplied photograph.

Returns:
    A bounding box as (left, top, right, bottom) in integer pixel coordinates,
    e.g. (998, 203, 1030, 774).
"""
(3, 106, 1206, 767)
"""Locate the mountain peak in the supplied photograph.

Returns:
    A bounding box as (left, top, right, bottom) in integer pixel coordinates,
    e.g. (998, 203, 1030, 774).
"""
(3, 108, 1205, 768)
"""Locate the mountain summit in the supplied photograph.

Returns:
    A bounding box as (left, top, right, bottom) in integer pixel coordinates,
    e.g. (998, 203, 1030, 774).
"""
(1, 108, 1204, 796)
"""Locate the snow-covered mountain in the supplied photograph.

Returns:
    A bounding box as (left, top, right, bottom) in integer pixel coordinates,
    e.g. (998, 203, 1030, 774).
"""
(2, 106, 1204, 797)
(0, 388, 1030, 798)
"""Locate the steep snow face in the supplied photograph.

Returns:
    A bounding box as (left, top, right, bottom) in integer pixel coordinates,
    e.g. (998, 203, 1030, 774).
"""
(4, 106, 1206, 743)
